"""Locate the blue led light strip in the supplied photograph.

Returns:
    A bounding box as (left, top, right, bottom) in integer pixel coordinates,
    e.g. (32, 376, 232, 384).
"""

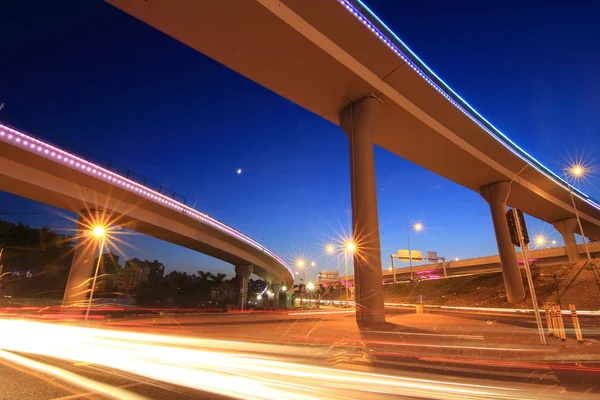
(337, 0, 599, 210)
(0, 123, 293, 276)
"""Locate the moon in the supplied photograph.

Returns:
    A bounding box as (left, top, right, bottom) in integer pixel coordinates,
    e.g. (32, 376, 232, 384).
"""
(237, 169, 242, 175)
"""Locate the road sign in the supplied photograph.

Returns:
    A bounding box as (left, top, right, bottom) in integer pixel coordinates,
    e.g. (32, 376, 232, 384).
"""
(426, 251, 438, 262)
(397, 249, 423, 262)
(416, 295, 426, 304)
(506, 208, 529, 247)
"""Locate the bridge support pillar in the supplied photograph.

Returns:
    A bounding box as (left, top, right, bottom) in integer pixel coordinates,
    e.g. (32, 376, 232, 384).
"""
(271, 283, 282, 308)
(63, 214, 99, 310)
(235, 264, 253, 311)
(340, 96, 385, 324)
(553, 218, 580, 263)
(480, 181, 525, 303)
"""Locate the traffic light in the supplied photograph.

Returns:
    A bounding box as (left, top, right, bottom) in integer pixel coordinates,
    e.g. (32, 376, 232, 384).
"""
(506, 208, 529, 247)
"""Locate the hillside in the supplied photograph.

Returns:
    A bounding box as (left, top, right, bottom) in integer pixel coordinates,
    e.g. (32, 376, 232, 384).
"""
(322, 260, 600, 311)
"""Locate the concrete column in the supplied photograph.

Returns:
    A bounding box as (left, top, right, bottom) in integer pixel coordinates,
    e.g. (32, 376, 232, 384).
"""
(553, 218, 580, 263)
(340, 96, 385, 324)
(480, 181, 525, 303)
(235, 264, 253, 310)
(271, 283, 282, 308)
(62, 215, 97, 310)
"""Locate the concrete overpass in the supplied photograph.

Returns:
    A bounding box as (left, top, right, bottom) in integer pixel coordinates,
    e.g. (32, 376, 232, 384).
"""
(0, 122, 293, 307)
(338, 242, 600, 284)
(104, 0, 600, 323)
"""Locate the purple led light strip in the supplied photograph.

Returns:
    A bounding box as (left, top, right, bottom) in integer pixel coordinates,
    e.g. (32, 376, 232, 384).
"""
(337, 0, 599, 211)
(0, 123, 292, 276)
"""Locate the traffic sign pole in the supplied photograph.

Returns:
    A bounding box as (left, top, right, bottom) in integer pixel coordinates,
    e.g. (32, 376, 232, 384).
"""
(390, 254, 396, 284)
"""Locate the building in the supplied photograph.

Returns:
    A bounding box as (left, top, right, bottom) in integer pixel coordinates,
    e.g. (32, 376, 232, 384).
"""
(114, 264, 146, 295)
(124, 258, 165, 283)
(94, 252, 120, 275)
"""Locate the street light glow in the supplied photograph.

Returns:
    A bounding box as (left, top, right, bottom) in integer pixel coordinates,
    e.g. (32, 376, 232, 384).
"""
(532, 233, 551, 249)
(325, 244, 335, 254)
(306, 282, 315, 291)
(310, 261, 316, 267)
(346, 241, 356, 253)
(571, 165, 584, 177)
(414, 223, 423, 231)
(296, 259, 305, 268)
(92, 226, 106, 238)
(281, 285, 287, 292)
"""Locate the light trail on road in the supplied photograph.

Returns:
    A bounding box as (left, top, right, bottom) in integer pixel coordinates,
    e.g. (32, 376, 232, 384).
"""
(0, 318, 584, 399)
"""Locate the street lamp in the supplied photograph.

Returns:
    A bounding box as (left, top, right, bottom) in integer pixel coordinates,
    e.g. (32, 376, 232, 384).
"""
(564, 165, 592, 260)
(85, 225, 107, 320)
(295, 258, 306, 281)
(308, 261, 316, 281)
(407, 223, 423, 281)
(306, 282, 315, 291)
(325, 244, 335, 255)
(343, 240, 355, 307)
(533, 234, 548, 250)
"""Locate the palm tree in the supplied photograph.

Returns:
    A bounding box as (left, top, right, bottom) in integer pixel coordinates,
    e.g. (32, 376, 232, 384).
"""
(197, 270, 214, 282)
(211, 273, 227, 285)
(196, 270, 214, 302)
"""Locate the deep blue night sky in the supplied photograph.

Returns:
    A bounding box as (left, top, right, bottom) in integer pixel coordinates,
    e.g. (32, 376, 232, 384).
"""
(1, 0, 599, 279)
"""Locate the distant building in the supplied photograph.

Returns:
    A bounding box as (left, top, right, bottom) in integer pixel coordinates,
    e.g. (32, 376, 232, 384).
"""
(114, 264, 145, 295)
(95, 252, 120, 275)
(124, 258, 165, 283)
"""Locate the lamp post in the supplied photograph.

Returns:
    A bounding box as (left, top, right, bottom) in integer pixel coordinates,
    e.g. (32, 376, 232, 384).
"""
(85, 225, 107, 320)
(564, 166, 592, 261)
(344, 241, 355, 307)
(407, 223, 423, 281)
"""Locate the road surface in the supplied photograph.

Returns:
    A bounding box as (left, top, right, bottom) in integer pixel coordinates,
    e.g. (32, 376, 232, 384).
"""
(1, 311, 599, 399)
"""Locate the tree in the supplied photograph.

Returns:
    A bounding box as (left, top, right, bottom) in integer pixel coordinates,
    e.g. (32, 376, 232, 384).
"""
(197, 270, 214, 282)
(210, 273, 227, 286)
(0, 220, 73, 299)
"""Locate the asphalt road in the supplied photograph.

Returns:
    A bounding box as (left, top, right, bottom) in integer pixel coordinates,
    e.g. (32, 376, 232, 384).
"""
(0, 353, 226, 400)
(1, 310, 600, 399)
(1, 347, 598, 400)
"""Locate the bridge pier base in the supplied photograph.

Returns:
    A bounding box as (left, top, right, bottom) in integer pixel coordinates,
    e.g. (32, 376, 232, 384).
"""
(480, 181, 525, 303)
(235, 264, 253, 311)
(271, 283, 282, 308)
(553, 218, 580, 263)
(62, 214, 100, 311)
(340, 96, 385, 325)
